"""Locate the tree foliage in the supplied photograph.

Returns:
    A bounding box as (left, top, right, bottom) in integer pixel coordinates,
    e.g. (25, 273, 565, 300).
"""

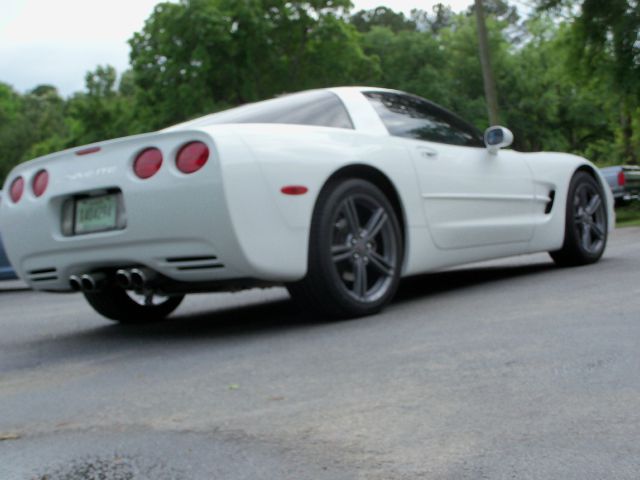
(536, 0, 640, 161)
(128, 0, 375, 128)
(351, 6, 417, 33)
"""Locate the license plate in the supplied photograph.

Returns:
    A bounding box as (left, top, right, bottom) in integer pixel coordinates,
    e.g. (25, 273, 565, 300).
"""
(74, 195, 118, 234)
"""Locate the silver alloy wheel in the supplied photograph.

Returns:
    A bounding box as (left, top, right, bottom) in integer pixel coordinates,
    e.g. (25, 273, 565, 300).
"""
(573, 182, 606, 255)
(330, 193, 398, 303)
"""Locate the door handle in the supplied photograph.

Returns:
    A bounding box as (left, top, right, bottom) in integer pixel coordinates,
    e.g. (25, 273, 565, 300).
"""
(417, 147, 438, 159)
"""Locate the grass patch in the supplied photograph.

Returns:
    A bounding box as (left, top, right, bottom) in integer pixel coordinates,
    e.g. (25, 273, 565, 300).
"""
(616, 201, 640, 227)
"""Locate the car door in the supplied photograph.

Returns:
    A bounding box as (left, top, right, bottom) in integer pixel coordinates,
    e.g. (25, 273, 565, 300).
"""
(364, 91, 536, 250)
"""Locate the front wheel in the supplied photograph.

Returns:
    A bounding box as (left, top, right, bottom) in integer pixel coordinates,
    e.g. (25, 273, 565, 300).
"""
(287, 178, 403, 319)
(84, 286, 184, 324)
(550, 171, 608, 266)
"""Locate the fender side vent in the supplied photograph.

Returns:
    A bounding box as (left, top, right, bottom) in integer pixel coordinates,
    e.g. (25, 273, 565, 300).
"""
(545, 190, 556, 214)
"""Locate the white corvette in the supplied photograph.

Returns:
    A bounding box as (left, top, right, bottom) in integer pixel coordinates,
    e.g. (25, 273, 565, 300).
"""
(0, 87, 614, 322)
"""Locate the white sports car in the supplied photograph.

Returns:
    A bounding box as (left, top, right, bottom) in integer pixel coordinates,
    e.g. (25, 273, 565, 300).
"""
(0, 87, 614, 322)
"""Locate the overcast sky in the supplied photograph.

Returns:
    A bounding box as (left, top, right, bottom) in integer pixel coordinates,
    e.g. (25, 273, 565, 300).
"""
(0, 0, 475, 97)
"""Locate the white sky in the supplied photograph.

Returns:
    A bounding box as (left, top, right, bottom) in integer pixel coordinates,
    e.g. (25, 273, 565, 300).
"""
(0, 0, 475, 97)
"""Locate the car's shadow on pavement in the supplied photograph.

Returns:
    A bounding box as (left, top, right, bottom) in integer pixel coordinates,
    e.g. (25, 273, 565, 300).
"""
(93, 261, 557, 339)
(394, 261, 555, 303)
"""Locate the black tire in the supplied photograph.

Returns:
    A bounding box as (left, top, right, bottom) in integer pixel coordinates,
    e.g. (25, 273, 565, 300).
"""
(287, 178, 403, 319)
(84, 285, 184, 324)
(550, 171, 608, 267)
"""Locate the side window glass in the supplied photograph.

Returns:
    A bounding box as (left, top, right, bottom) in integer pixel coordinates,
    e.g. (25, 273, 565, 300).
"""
(364, 92, 483, 147)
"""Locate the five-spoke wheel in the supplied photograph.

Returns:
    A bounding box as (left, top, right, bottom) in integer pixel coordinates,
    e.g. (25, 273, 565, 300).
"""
(330, 193, 399, 303)
(551, 171, 608, 266)
(288, 178, 403, 318)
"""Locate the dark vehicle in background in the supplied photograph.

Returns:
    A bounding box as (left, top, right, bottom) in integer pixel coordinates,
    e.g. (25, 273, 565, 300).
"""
(600, 166, 640, 206)
(0, 191, 18, 280)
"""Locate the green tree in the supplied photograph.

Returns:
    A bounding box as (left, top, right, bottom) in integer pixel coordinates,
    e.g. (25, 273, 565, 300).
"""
(350, 6, 417, 33)
(0, 84, 68, 183)
(535, 0, 640, 163)
(64, 65, 138, 146)
(499, 20, 614, 156)
(128, 0, 376, 129)
(360, 26, 450, 103)
(0, 83, 26, 183)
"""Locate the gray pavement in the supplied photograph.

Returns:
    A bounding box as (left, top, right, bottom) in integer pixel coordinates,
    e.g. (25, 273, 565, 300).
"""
(1, 228, 639, 479)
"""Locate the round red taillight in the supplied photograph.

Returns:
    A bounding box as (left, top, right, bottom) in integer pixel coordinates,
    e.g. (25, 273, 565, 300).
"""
(176, 141, 209, 174)
(9, 176, 25, 203)
(32, 169, 49, 197)
(133, 148, 163, 179)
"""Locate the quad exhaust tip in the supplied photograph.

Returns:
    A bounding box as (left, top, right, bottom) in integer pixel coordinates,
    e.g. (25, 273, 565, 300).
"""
(69, 268, 156, 292)
(130, 267, 155, 288)
(69, 275, 82, 292)
(69, 273, 106, 292)
(115, 269, 132, 288)
(80, 273, 106, 292)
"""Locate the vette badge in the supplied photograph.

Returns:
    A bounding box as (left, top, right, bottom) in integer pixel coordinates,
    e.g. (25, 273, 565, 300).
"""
(66, 166, 117, 181)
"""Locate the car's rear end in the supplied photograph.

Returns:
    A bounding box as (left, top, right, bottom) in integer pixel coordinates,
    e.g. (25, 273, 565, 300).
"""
(0, 129, 259, 294)
(601, 165, 640, 204)
(619, 166, 640, 201)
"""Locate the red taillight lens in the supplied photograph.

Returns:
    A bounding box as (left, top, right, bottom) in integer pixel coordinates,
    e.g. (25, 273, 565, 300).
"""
(9, 176, 24, 203)
(133, 148, 163, 179)
(176, 141, 209, 174)
(618, 170, 626, 186)
(32, 169, 49, 197)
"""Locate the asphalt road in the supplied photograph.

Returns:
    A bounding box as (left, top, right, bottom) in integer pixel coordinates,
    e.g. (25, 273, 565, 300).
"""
(1, 228, 639, 479)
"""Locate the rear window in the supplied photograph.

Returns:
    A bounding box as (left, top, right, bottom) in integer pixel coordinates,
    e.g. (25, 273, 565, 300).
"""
(176, 90, 354, 130)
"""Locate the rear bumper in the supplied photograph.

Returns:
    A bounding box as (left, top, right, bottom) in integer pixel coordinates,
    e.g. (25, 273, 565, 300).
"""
(1, 177, 251, 291)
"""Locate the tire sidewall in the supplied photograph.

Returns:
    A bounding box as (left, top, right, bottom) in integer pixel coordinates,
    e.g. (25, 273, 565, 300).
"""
(564, 172, 608, 262)
(310, 179, 403, 316)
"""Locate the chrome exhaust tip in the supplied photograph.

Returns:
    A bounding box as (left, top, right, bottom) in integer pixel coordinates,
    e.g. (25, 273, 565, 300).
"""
(115, 269, 132, 288)
(80, 273, 106, 292)
(130, 267, 155, 288)
(69, 275, 82, 292)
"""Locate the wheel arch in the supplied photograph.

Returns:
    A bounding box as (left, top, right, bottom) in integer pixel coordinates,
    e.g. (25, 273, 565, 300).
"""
(574, 163, 615, 230)
(320, 164, 407, 251)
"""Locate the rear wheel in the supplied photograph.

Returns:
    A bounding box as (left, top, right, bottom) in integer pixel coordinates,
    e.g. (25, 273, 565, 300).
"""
(287, 178, 403, 319)
(550, 171, 608, 266)
(84, 285, 184, 324)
